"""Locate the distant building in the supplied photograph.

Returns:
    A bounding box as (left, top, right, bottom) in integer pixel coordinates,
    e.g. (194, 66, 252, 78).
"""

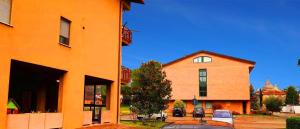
(256, 81, 286, 106)
(163, 50, 255, 114)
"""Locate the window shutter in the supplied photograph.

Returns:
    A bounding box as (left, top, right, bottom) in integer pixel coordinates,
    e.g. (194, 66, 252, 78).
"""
(0, 0, 11, 24)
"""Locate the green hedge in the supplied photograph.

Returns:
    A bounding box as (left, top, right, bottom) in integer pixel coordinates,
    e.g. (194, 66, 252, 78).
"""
(287, 117, 300, 129)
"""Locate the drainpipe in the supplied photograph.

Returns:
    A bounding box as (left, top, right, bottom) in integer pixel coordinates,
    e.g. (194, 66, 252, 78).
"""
(117, 0, 123, 123)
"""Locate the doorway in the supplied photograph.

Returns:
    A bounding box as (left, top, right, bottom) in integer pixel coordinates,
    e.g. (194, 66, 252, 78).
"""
(84, 76, 112, 123)
(242, 101, 247, 114)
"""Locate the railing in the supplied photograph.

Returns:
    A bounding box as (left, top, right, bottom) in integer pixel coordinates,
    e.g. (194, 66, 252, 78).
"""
(121, 66, 131, 84)
(122, 27, 132, 46)
(7, 113, 63, 129)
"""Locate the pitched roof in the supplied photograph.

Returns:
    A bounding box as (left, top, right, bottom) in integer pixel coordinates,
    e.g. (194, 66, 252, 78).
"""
(163, 50, 256, 67)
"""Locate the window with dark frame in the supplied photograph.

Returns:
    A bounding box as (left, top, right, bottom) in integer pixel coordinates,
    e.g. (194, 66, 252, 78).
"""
(59, 17, 71, 46)
(199, 69, 207, 97)
(193, 56, 212, 63)
(0, 0, 12, 24)
(206, 101, 212, 109)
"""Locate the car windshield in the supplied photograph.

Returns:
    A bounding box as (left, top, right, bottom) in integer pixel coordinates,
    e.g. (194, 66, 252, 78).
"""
(174, 108, 181, 110)
(213, 111, 232, 118)
(196, 108, 203, 111)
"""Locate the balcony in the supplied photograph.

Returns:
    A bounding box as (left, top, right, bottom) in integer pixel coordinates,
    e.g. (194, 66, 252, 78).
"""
(123, 0, 144, 11)
(121, 66, 131, 84)
(122, 27, 132, 46)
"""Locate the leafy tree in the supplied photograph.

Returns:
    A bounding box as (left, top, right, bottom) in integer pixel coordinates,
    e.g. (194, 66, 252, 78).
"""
(250, 85, 256, 108)
(259, 89, 263, 107)
(121, 85, 132, 105)
(250, 84, 260, 110)
(131, 61, 172, 120)
(250, 84, 255, 98)
(265, 96, 283, 113)
(173, 100, 185, 109)
(285, 86, 299, 105)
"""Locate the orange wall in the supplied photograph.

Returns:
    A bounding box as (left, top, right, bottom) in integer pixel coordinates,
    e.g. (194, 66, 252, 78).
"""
(0, 0, 123, 129)
(163, 53, 254, 101)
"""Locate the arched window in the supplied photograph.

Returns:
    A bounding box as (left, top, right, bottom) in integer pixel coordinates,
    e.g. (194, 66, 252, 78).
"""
(193, 56, 212, 63)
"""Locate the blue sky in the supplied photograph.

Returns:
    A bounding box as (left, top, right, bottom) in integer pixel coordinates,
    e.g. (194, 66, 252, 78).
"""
(122, 0, 300, 89)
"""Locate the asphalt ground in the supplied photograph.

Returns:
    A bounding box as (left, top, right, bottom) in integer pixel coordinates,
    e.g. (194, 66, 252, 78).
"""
(162, 124, 232, 129)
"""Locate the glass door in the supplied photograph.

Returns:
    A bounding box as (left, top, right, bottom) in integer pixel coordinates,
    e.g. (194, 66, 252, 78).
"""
(84, 85, 106, 123)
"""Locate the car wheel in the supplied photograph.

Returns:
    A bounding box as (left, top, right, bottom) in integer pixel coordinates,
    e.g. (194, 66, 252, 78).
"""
(137, 117, 143, 121)
(156, 117, 166, 121)
(162, 117, 166, 122)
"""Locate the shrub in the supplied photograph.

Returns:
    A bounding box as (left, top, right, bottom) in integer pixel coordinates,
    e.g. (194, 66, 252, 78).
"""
(232, 111, 240, 115)
(212, 103, 223, 110)
(265, 96, 283, 113)
(252, 110, 268, 115)
(173, 100, 185, 109)
(286, 117, 300, 129)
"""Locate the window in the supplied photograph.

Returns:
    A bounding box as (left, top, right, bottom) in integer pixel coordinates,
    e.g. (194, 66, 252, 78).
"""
(196, 101, 202, 108)
(199, 69, 207, 97)
(59, 17, 71, 46)
(0, 0, 12, 24)
(203, 57, 212, 62)
(206, 102, 212, 109)
(193, 56, 212, 63)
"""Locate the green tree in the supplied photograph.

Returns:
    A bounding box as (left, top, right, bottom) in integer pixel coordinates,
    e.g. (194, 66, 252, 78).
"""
(131, 61, 172, 120)
(285, 86, 299, 105)
(173, 100, 185, 109)
(250, 84, 255, 98)
(265, 96, 283, 113)
(250, 84, 260, 110)
(250, 85, 255, 108)
(121, 85, 132, 105)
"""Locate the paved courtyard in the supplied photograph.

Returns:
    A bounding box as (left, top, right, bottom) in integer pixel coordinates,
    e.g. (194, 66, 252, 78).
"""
(165, 115, 286, 129)
(94, 114, 288, 129)
(234, 115, 286, 129)
(162, 124, 231, 129)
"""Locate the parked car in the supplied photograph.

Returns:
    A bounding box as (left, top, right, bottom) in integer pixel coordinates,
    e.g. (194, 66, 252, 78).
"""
(193, 107, 205, 118)
(162, 120, 233, 129)
(137, 111, 167, 121)
(212, 110, 234, 126)
(172, 107, 186, 117)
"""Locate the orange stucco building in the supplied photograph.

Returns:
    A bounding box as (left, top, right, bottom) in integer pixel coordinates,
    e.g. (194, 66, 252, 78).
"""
(163, 51, 255, 114)
(0, 0, 143, 129)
